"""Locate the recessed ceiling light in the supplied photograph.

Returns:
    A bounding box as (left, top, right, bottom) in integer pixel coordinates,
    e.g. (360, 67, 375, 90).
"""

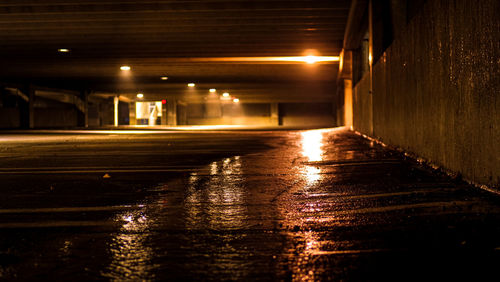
(209, 88, 216, 93)
(233, 98, 239, 103)
(136, 93, 144, 98)
(222, 92, 230, 97)
(188, 83, 195, 87)
(58, 48, 70, 53)
(161, 76, 168, 80)
(120, 66, 131, 71)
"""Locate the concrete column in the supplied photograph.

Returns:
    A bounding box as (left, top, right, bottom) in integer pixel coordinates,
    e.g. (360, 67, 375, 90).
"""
(167, 99, 177, 126)
(113, 96, 119, 127)
(129, 102, 136, 125)
(270, 103, 279, 126)
(161, 102, 167, 126)
(28, 86, 35, 129)
(368, 0, 374, 135)
(344, 79, 353, 128)
(77, 90, 89, 128)
(19, 85, 35, 129)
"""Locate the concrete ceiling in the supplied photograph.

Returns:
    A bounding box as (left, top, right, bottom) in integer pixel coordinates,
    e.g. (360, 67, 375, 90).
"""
(0, 0, 351, 102)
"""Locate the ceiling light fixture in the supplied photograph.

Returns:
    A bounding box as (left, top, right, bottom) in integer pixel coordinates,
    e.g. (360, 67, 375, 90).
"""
(161, 76, 168, 80)
(136, 93, 144, 98)
(120, 66, 131, 71)
(233, 98, 239, 103)
(304, 55, 319, 64)
(188, 83, 195, 87)
(209, 88, 216, 93)
(58, 48, 70, 53)
(222, 92, 230, 97)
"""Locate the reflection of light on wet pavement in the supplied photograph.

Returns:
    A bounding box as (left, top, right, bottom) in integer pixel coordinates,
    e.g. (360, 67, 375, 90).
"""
(278, 128, 342, 280)
(210, 161, 218, 175)
(182, 156, 254, 276)
(103, 208, 155, 280)
(304, 166, 321, 186)
(186, 156, 246, 230)
(301, 129, 329, 187)
(300, 130, 325, 162)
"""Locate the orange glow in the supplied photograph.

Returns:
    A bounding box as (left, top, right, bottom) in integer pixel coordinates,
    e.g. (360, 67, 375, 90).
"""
(160, 56, 339, 64)
(304, 55, 318, 64)
(301, 129, 327, 162)
(194, 56, 339, 64)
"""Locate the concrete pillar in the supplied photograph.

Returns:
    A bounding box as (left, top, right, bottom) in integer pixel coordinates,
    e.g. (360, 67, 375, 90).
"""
(344, 79, 353, 128)
(28, 86, 35, 129)
(129, 102, 136, 125)
(19, 85, 35, 129)
(113, 96, 119, 127)
(167, 99, 177, 126)
(270, 103, 279, 126)
(161, 102, 167, 126)
(77, 90, 89, 128)
(368, 0, 374, 135)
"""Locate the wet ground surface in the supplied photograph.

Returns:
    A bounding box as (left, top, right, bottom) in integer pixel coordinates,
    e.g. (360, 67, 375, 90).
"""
(0, 127, 499, 281)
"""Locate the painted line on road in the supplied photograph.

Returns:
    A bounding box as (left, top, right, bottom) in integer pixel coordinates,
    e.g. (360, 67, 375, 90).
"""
(302, 201, 475, 217)
(312, 249, 395, 255)
(0, 168, 196, 174)
(0, 205, 144, 214)
(0, 221, 117, 229)
(0, 165, 201, 171)
(306, 189, 459, 200)
(303, 159, 402, 166)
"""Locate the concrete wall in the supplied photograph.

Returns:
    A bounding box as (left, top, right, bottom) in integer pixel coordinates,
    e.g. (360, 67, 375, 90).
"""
(353, 0, 500, 186)
(185, 102, 336, 127)
(280, 103, 335, 127)
(353, 74, 372, 134)
(0, 108, 20, 128)
(34, 108, 77, 128)
(187, 117, 276, 126)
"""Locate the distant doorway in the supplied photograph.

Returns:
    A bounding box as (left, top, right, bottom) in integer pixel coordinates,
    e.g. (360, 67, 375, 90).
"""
(136, 101, 162, 125)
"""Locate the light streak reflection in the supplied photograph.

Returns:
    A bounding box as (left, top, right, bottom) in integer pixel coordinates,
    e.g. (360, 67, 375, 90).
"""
(103, 207, 155, 280)
(300, 129, 329, 186)
(183, 156, 251, 275)
(277, 128, 344, 280)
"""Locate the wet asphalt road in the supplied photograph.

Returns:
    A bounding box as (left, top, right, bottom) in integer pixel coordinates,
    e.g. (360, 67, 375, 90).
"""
(0, 127, 499, 281)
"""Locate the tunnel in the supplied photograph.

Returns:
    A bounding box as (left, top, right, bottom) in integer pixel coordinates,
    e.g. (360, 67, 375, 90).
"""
(0, 0, 498, 280)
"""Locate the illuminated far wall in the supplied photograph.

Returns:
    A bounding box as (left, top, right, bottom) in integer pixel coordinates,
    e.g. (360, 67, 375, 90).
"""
(135, 101, 162, 125)
(185, 102, 336, 127)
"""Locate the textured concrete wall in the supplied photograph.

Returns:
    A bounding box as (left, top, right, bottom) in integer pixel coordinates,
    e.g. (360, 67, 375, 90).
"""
(353, 74, 372, 134)
(0, 108, 20, 128)
(187, 117, 276, 126)
(353, 0, 500, 186)
(34, 108, 77, 128)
